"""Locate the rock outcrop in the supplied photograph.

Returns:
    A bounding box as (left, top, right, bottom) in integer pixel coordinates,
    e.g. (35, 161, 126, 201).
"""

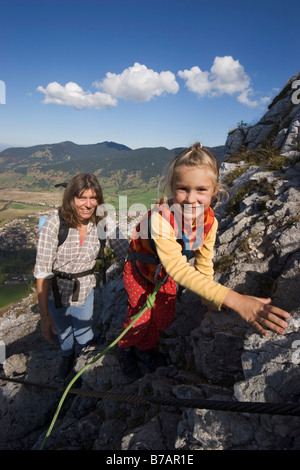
(225, 73, 300, 155)
(0, 74, 300, 450)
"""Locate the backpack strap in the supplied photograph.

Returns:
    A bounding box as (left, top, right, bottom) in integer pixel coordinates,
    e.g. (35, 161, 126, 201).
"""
(57, 211, 69, 247)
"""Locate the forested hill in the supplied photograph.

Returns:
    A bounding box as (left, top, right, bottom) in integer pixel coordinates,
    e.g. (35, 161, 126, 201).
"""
(0, 140, 225, 190)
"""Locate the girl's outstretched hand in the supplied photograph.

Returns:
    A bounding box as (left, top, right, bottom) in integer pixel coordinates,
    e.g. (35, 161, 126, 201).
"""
(223, 291, 291, 336)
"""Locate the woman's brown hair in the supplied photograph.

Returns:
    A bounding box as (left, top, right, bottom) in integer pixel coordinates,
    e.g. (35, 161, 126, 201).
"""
(60, 173, 104, 227)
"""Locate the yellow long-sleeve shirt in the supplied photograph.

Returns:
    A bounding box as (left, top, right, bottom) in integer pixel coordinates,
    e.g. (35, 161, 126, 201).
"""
(150, 210, 229, 310)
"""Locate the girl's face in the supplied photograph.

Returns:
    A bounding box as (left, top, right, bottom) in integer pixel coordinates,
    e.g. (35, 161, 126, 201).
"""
(173, 165, 217, 219)
(74, 188, 98, 224)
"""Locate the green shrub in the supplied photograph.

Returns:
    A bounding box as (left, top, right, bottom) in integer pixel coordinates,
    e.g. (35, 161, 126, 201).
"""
(214, 254, 235, 274)
(225, 145, 281, 167)
(224, 166, 250, 187)
(225, 181, 256, 217)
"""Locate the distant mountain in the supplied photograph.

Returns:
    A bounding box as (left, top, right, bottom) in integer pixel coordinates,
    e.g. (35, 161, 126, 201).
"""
(0, 140, 225, 190)
(0, 141, 132, 170)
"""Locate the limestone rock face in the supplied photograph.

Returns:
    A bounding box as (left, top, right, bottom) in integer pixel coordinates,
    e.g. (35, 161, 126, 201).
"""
(225, 73, 300, 156)
(1, 74, 300, 450)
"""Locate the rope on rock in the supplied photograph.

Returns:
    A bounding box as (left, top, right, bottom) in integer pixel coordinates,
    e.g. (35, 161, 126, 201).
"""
(1, 374, 300, 419)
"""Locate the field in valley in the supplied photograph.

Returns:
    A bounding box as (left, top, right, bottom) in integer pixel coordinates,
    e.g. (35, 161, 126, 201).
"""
(0, 189, 63, 226)
(0, 189, 64, 205)
(0, 185, 159, 227)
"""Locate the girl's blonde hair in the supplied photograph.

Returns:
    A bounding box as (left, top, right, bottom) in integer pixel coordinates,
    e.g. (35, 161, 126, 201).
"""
(161, 142, 227, 205)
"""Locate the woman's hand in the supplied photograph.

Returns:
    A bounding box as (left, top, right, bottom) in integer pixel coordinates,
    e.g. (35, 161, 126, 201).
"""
(223, 290, 291, 336)
(40, 314, 57, 344)
(36, 278, 57, 343)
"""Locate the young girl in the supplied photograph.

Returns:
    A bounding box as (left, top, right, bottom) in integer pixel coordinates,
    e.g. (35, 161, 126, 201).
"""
(117, 143, 291, 381)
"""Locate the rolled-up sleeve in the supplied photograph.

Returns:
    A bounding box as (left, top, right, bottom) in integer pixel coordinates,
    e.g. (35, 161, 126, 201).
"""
(34, 214, 59, 279)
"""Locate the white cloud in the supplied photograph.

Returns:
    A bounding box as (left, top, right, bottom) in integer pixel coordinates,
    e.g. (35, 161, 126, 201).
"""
(177, 66, 211, 97)
(95, 62, 179, 102)
(37, 58, 269, 111)
(178, 56, 266, 107)
(37, 81, 117, 110)
(210, 56, 251, 95)
(237, 88, 259, 108)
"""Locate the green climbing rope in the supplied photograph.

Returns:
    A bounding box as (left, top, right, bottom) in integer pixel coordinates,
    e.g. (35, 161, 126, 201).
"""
(39, 278, 163, 450)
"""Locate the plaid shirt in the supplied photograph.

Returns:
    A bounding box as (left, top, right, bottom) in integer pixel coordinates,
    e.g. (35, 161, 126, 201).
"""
(34, 211, 129, 306)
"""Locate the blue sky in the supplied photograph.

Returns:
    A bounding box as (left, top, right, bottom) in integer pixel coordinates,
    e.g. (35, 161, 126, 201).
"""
(0, 0, 298, 151)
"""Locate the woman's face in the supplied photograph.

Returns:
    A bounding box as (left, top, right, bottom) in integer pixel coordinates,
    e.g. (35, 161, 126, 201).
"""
(74, 188, 98, 223)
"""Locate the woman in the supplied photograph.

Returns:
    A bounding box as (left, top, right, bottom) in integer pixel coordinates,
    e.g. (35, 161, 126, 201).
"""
(34, 173, 128, 379)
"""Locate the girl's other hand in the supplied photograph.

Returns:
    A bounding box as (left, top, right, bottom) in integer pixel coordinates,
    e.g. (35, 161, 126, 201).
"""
(223, 291, 291, 336)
